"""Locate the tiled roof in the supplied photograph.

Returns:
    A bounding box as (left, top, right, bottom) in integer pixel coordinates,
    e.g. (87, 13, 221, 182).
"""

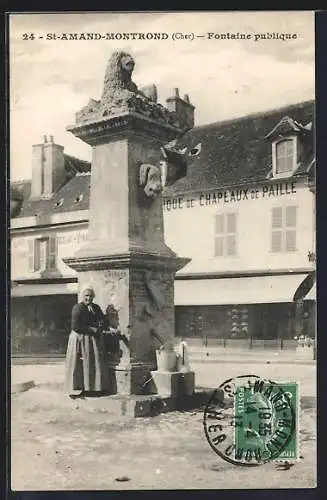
(11, 153, 91, 218)
(164, 100, 314, 196)
(64, 154, 91, 175)
(264, 115, 312, 139)
(11, 100, 314, 218)
(14, 174, 91, 218)
(51, 174, 91, 214)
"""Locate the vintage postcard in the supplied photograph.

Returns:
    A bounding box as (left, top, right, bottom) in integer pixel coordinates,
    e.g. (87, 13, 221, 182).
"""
(9, 11, 316, 491)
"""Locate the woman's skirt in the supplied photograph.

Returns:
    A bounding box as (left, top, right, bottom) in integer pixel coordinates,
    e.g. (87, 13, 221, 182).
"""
(65, 331, 110, 393)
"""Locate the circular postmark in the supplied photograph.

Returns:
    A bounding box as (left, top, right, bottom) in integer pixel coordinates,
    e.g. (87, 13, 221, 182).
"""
(203, 375, 296, 467)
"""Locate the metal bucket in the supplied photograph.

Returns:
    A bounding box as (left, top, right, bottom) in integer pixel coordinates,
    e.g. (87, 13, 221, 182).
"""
(156, 349, 177, 372)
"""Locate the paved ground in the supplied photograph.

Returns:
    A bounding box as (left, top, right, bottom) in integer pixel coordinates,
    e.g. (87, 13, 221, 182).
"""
(10, 359, 316, 491)
(190, 346, 315, 363)
(11, 358, 317, 396)
(12, 345, 315, 365)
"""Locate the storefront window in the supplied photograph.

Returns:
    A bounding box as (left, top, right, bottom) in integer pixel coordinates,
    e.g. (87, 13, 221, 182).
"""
(11, 295, 76, 354)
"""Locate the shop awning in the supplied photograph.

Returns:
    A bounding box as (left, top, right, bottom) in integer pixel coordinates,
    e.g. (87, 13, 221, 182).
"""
(11, 274, 314, 303)
(304, 283, 316, 301)
(174, 274, 308, 306)
(11, 281, 78, 297)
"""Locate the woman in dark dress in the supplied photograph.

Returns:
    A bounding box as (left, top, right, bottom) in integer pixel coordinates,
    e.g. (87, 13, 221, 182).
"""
(65, 284, 110, 398)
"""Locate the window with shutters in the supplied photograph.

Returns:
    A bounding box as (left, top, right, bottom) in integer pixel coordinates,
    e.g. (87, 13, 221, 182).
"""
(272, 137, 297, 177)
(214, 212, 237, 257)
(28, 235, 57, 273)
(271, 206, 297, 253)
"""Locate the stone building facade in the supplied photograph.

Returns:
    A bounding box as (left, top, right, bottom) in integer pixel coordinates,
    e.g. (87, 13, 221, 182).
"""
(10, 100, 316, 354)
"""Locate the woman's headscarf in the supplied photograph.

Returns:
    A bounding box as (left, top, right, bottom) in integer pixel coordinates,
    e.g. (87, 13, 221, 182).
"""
(79, 283, 95, 301)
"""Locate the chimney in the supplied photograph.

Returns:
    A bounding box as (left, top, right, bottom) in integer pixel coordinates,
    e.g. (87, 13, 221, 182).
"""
(166, 88, 195, 132)
(31, 135, 66, 198)
(10, 186, 24, 217)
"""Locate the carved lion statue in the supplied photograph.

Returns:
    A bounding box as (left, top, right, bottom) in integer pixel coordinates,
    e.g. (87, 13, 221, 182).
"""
(101, 51, 138, 107)
(139, 164, 163, 199)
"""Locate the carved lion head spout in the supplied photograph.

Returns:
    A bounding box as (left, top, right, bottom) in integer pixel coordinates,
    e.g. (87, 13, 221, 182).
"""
(139, 164, 163, 199)
(101, 51, 138, 104)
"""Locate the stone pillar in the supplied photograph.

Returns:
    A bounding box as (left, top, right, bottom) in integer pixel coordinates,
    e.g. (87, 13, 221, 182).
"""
(63, 52, 194, 395)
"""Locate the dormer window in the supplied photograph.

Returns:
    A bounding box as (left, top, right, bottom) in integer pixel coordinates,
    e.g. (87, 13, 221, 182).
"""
(272, 137, 297, 178)
(275, 138, 296, 174)
(265, 115, 312, 180)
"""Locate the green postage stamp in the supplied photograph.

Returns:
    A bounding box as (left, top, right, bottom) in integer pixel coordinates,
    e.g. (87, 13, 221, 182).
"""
(234, 381, 299, 462)
(203, 375, 299, 466)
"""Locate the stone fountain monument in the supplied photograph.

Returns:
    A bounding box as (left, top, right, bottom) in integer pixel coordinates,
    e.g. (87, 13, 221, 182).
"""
(64, 51, 202, 415)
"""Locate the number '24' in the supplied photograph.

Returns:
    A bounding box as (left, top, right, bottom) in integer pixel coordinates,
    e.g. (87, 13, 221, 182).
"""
(22, 33, 35, 40)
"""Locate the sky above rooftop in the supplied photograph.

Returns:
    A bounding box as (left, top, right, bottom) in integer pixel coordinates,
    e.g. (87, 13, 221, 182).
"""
(9, 11, 315, 181)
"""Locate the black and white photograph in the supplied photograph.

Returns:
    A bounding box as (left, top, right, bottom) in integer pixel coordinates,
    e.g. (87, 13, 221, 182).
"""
(9, 11, 316, 491)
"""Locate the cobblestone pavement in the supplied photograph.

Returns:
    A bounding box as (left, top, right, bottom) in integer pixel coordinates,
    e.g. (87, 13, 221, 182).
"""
(11, 383, 316, 490)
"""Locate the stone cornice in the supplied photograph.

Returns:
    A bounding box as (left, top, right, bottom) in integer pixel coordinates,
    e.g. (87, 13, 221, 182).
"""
(66, 112, 184, 145)
(63, 251, 190, 273)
